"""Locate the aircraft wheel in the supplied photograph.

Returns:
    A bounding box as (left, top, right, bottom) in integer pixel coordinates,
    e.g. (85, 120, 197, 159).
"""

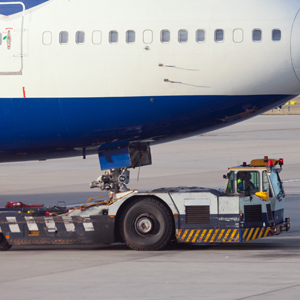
(120, 197, 174, 251)
(0, 234, 12, 251)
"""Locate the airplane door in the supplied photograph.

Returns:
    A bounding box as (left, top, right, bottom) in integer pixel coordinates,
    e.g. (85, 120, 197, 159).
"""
(0, 2, 25, 75)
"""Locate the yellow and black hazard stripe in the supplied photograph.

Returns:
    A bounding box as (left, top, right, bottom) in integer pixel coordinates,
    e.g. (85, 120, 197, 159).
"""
(241, 227, 271, 242)
(177, 227, 272, 244)
(177, 228, 240, 243)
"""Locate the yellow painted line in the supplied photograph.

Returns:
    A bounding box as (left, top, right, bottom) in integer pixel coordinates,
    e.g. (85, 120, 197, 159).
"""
(217, 229, 225, 241)
(186, 230, 195, 242)
(246, 228, 255, 241)
(199, 230, 207, 242)
(181, 230, 189, 240)
(252, 228, 260, 240)
(257, 228, 264, 239)
(204, 229, 213, 242)
(264, 228, 270, 237)
(229, 229, 237, 242)
(177, 230, 183, 238)
(210, 229, 219, 243)
(243, 228, 249, 240)
(192, 230, 201, 243)
(223, 229, 231, 242)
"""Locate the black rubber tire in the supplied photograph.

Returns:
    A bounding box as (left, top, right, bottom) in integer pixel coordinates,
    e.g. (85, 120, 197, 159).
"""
(0, 234, 11, 251)
(119, 197, 174, 251)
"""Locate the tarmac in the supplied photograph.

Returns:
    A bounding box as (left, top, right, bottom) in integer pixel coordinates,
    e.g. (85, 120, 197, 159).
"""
(264, 95, 300, 115)
(0, 115, 300, 300)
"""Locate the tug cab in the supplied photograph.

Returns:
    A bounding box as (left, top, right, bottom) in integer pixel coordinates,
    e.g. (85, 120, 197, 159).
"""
(224, 157, 288, 232)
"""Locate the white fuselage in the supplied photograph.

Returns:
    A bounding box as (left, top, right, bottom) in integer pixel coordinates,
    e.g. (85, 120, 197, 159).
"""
(1, 0, 300, 162)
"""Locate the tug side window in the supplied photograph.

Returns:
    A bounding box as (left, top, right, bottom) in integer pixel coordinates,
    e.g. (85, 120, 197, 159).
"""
(226, 171, 235, 193)
(263, 171, 273, 197)
(237, 171, 259, 194)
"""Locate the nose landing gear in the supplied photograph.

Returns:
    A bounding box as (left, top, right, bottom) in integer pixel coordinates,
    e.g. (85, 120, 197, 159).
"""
(90, 167, 130, 193)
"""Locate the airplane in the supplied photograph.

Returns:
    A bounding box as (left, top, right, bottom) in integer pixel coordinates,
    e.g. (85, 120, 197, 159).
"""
(1, 0, 300, 190)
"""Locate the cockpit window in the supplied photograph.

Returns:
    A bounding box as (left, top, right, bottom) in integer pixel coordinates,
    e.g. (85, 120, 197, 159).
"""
(237, 171, 259, 194)
(269, 171, 284, 198)
(226, 171, 235, 193)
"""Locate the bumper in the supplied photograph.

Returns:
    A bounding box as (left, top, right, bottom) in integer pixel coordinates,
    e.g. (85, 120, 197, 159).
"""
(176, 218, 291, 244)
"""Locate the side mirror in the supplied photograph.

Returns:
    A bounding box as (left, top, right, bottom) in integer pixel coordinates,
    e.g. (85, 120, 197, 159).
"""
(223, 173, 230, 179)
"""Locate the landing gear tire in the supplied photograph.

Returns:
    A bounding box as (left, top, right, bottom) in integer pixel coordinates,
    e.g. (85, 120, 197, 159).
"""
(0, 234, 11, 251)
(120, 197, 174, 251)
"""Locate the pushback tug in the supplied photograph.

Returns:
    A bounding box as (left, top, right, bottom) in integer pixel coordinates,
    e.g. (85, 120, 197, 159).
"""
(0, 157, 290, 251)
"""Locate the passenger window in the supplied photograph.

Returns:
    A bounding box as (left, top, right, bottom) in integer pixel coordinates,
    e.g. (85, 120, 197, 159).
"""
(59, 31, 69, 44)
(76, 31, 85, 44)
(92, 31, 102, 45)
(109, 31, 118, 44)
(196, 29, 205, 42)
(252, 29, 262, 42)
(143, 30, 153, 44)
(126, 30, 135, 43)
(233, 29, 243, 43)
(272, 29, 281, 41)
(161, 30, 170, 43)
(226, 171, 235, 194)
(43, 31, 52, 45)
(237, 171, 259, 194)
(178, 30, 188, 43)
(215, 29, 224, 42)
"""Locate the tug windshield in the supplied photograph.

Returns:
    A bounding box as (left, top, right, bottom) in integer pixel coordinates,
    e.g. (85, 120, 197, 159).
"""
(237, 171, 259, 194)
(269, 171, 284, 198)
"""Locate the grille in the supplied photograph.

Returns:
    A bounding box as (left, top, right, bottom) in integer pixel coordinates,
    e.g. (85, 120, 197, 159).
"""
(266, 204, 273, 222)
(185, 206, 210, 224)
(244, 205, 262, 223)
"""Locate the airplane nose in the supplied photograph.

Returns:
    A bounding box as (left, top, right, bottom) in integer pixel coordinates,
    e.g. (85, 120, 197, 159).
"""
(291, 9, 300, 81)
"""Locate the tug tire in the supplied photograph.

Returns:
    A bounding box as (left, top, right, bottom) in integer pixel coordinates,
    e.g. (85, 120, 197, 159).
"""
(119, 197, 174, 251)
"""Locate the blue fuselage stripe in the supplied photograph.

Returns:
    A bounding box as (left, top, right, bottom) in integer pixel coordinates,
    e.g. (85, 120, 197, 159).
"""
(0, 94, 295, 160)
(0, 0, 49, 16)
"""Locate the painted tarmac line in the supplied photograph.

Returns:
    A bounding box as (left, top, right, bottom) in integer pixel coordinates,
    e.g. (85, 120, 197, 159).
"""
(283, 179, 300, 183)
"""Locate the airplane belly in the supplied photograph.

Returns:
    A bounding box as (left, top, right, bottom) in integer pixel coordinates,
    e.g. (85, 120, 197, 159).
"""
(0, 93, 295, 161)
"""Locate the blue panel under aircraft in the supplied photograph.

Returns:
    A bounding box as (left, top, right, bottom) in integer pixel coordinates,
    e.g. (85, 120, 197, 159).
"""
(98, 148, 131, 171)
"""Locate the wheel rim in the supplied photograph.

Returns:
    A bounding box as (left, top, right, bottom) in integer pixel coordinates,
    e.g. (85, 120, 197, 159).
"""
(134, 213, 159, 237)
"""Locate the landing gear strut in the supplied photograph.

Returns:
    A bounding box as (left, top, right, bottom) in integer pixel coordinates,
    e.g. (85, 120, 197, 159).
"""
(90, 142, 152, 193)
(90, 167, 130, 192)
